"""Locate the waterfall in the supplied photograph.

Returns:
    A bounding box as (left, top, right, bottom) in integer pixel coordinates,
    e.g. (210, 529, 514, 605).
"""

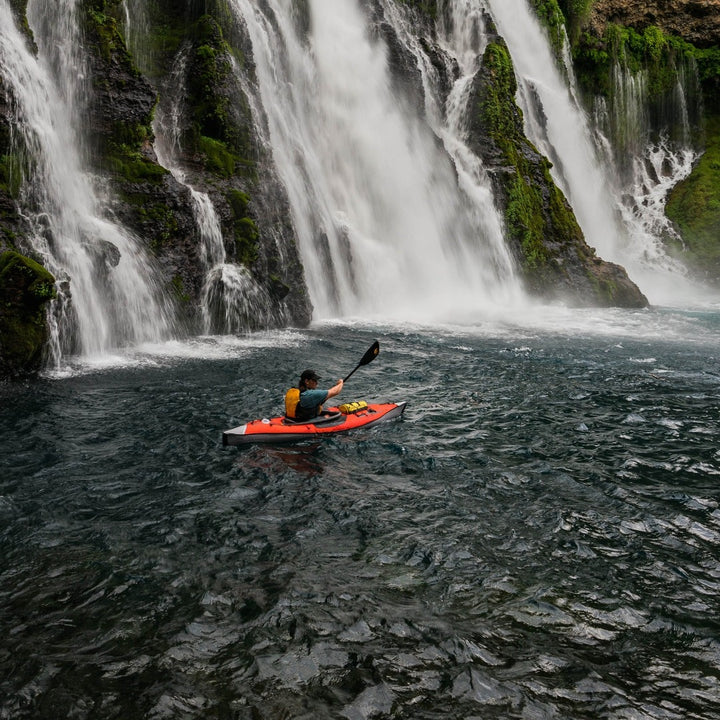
(148, 46, 281, 334)
(594, 59, 697, 295)
(485, 0, 704, 305)
(381, 0, 520, 294)
(230, 0, 522, 323)
(0, 0, 172, 365)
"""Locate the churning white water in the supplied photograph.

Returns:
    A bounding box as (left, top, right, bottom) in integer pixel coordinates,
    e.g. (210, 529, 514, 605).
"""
(485, 0, 706, 306)
(232, 0, 522, 322)
(0, 0, 171, 364)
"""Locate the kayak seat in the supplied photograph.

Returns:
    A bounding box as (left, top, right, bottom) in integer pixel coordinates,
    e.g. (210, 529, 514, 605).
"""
(282, 410, 343, 426)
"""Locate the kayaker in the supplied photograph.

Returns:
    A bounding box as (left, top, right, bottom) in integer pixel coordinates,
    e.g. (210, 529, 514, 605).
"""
(285, 369, 343, 420)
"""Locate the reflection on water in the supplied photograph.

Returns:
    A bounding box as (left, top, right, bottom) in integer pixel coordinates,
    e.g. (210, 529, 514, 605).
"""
(1, 320, 720, 718)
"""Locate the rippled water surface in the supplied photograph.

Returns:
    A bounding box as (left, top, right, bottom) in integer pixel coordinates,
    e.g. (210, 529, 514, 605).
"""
(2, 311, 720, 719)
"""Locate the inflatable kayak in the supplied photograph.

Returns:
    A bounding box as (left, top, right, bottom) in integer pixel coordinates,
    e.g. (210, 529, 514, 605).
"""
(222, 401, 407, 446)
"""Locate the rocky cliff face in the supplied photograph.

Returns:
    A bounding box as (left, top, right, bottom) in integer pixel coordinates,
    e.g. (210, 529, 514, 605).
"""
(0, 250, 55, 377)
(81, 2, 312, 332)
(589, 0, 720, 48)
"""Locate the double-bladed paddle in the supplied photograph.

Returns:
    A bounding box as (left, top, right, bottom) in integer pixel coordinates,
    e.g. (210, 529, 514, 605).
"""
(343, 340, 379, 382)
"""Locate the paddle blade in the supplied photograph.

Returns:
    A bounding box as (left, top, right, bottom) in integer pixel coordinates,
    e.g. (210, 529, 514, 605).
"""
(343, 340, 380, 382)
(359, 340, 380, 367)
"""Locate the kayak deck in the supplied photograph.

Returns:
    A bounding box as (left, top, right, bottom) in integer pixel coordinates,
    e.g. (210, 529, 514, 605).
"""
(223, 401, 406, 446)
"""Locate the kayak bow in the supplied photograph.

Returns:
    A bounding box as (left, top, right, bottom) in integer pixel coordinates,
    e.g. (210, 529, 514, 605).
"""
(223, 401, 406, 446)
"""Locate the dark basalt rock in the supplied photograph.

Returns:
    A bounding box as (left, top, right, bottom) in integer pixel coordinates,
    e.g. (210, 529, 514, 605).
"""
(0, 250, 56, 378)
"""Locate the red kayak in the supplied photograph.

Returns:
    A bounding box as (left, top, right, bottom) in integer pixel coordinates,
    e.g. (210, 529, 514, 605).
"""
(222, 401, 407, 446)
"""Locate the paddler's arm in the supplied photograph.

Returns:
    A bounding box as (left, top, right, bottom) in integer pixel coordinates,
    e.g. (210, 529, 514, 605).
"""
(326, 379, 344, 400)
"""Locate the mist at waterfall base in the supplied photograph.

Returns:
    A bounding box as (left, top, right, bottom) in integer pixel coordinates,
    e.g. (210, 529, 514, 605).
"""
(2, 317, 720, 719)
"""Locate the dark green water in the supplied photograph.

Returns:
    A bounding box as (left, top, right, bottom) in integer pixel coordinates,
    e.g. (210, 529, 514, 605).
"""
(2, 312, 720, 719)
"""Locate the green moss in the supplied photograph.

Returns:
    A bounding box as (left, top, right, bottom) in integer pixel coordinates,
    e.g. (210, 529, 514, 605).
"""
(479, 41, 549, 272)
(170, 274, 190, 303)
(103, 117, 168, 183)
(107, 150, 168, 183)
(506, 175, 549, 269)
(7, 0, 34, 45)
(0, 154, 23, 198)
(82, 2, 138, 69)
(556, 0, 594, 44)
(479, 42, 520, 154)
(181, 15, 255, 178)
(0, 250, 56, 373)
(197, 135, 237, 177)
(227, 189, 258, 266)
(475, 38, 587, 282)
(665, 115, 720, 277)
(529, 0, 567, 59)
(574, 24, 705, 101)
(119, 192, 178, 249)
(0, 251, 56, 302)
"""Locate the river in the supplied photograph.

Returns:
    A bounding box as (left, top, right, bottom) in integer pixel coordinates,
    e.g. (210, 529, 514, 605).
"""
(1, 308, 720, 719)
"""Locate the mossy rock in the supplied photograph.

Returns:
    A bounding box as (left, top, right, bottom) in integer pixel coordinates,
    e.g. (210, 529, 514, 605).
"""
(183, 15, 254, 175)
(467, 27, 646, 307)
(529, 0, 568, 59)
(665, 115, 720, 282)
(0, 250, 56, 377)
(227, 189, 258, 266)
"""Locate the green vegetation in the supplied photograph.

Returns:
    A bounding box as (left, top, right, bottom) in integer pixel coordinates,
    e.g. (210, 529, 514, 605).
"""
(478, 41, 554, 271)
(170, 274, 190, 303)
(82, 1, 140, 70)
(185, 15, 254, 178)
(555, 0, 594, 44)
(118, 192, 179, 251)
(665, 115, 720, 278)
(105, 120, 168, 183)
(0, 250, 56, 302)
(529, 0, 567, 59)
(228, 189, 258, 267)
(0, 250, 56, 374)
(573, 23, 720, 101)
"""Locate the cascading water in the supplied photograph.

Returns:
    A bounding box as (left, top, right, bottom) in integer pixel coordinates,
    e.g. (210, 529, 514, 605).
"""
(231, 0, 523, 323)
(594, 59, 698, 296)
(147, 45, 281, 334)
(485, 0, 704, 305)
(0, 0, 172, 366)
(380, 0, 519, 292)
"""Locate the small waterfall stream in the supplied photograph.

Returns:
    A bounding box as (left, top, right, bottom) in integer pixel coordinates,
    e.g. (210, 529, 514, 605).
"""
(0, 0, 172, 365)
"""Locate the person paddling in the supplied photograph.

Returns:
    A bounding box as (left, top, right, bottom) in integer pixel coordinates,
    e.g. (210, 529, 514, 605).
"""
(285, 369, 344, 421)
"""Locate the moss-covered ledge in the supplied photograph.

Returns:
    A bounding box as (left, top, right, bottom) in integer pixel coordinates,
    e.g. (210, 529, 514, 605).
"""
(0, 250, 56, 378)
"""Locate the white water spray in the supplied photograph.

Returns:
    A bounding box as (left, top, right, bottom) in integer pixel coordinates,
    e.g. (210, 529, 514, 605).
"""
(232, 0, 522, 323)
(0, 0, 172, 364)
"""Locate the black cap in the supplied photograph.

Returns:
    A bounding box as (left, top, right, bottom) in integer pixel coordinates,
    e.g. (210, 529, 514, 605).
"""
(300, 369, 320, 382)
